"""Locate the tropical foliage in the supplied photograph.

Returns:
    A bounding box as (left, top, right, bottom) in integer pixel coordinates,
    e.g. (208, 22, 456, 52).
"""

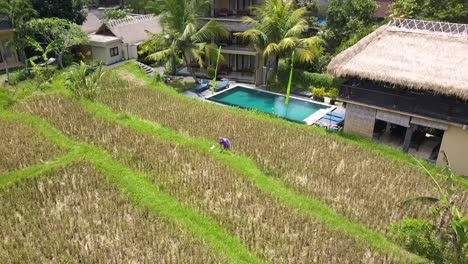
(237, 0, 323, 74)
(141, 0, 228, 81)
(321, 0, 377, 52)
(65, 62, 106, 100)
(25, 36, 59, 89)
(0, 0, 36, 28)
(22, 18, 88, 68)
(30, 0, 87, 24)
(103, 8, 132, 20)
(391, 0, 468, 24)
(391, 155, 468, 263)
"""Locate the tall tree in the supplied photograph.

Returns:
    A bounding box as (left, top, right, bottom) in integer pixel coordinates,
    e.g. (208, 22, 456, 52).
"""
(238, 0, 323, 75)
(391, 0, 468, 24)
(31, 0, 87, 24)
(321, 0, 377, 52)
(127, 0, 152, 14)
(141, 0, 228, 81)
(22, 18, 88, 68)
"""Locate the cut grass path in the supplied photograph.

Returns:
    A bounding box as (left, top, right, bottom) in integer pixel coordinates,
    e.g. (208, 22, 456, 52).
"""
(82, 100, 428, 264)
(0, 110, 264, 264)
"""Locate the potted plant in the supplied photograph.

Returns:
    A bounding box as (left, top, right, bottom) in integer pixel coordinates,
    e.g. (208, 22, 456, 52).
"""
(312, 87, 326, 102)
(327, 88, 339, 105)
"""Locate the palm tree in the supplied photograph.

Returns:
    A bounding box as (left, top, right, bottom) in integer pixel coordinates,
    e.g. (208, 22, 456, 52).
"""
(238, 0, 323, 76)
(0, 0, 36, 28)
(141, 0, 228, 82)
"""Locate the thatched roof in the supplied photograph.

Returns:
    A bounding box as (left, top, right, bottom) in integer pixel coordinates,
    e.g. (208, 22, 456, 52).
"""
(81, 12, 103, 34)
(97, 15, 161, 45)
(327, 18, 468, 99)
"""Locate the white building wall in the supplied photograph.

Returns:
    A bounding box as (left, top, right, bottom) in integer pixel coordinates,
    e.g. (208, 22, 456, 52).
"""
(106, 43, 124, 65)
(91, 46, 108, 64)
(91, 43, 124, 65)
(128, 45, 138, 60)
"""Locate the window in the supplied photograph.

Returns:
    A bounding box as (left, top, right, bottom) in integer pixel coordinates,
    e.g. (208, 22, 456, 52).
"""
(110, 47, 119, 57)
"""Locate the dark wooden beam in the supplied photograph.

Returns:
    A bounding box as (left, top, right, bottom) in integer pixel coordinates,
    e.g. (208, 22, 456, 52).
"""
(402, 124, 417, 152)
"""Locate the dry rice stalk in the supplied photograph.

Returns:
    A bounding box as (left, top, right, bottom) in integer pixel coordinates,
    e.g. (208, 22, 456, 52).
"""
(97, 85, 468, 233)
(0, 118, 63, 174)
(0, 162, 227, 263)
(14, 95, 401, 263)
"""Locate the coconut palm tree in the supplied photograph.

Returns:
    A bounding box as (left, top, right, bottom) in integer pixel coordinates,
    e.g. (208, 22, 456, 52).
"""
(141, 0, 228, 82)
(238, 0, 323, 76)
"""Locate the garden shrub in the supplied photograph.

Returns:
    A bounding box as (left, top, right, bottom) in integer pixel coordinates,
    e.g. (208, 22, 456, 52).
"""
(327, 87, 339, 99)
(276, 59, 343, 91)
(153, 71, 165, 83)
(389, 219, 445, 263)
(64, 62, 105, 100)
(311, 87, 326, 99)
(10, 69, 34, 84)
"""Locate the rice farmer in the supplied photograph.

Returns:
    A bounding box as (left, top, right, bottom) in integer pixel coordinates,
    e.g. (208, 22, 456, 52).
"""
(218, 137, 231, 151)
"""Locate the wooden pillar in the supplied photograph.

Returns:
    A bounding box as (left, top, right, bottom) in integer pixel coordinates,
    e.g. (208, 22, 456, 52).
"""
(402, 124, 417, 152)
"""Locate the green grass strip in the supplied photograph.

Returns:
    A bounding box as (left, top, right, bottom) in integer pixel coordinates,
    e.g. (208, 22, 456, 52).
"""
(82, 100, 428, 264)
(119, 62, 468, 189)
(0, 149, 83, 188)
(0, 110, 264, 264)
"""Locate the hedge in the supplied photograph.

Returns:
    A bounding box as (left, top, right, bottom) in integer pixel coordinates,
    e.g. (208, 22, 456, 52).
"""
(276, 59, 343, 91)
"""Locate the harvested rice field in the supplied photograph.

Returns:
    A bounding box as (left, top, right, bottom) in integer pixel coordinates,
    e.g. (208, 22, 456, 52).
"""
(2, 62, 466, 263)
(13, 95, 399, 263)
(98, 73, 468, 234)
(0, 163, 227, 263)
(0, 118, 63, 174)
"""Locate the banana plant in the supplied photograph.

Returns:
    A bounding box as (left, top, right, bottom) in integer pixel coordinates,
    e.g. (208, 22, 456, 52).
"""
(402, 153, 467, 263)
(25, 37, 59, 64)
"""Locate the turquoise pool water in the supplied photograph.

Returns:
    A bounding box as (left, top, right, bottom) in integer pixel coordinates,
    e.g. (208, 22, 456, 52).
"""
(207, 86, 331, 123)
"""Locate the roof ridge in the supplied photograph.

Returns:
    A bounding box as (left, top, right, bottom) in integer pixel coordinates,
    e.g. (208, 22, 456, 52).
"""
(388, 18, 468, 37)
(106, 14, 156, 28)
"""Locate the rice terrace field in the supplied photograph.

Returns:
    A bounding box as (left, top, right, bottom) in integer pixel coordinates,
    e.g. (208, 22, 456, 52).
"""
(1, 62, 467, 263)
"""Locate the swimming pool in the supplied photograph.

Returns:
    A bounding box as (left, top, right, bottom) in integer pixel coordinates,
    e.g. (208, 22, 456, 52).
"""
(206, 86, 335, 124)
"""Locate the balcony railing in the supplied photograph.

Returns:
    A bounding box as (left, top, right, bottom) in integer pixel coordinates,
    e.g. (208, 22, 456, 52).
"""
(218, 43, 255, 52)
(339, 84, 468, 125)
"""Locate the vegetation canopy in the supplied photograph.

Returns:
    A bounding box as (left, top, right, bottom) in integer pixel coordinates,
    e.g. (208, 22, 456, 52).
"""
(140, 0, 228, 80)
(21, 18, 88, 69)
(237, 0, 323, 74)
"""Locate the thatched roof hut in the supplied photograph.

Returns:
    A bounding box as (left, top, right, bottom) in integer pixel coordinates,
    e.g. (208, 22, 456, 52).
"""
(327, 18, 468, 100)
(96, 15, 161, 45)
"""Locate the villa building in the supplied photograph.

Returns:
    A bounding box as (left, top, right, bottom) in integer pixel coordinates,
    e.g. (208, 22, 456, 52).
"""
(80, 14, 161, 65)
(198, 0, 266, 85)
(328, 18, 468, 176)
(0, 21, 23, 72)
